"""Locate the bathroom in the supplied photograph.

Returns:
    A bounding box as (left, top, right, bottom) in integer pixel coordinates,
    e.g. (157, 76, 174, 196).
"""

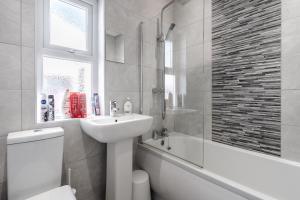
(0, 0, 300, 199)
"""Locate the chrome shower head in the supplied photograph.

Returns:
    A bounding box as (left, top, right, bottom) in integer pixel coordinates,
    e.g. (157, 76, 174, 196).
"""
(165, 23, 176, 40)
(169, 23, 176, 31)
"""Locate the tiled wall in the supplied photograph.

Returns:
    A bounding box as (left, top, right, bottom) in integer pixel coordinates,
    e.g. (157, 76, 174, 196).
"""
(281, 0, 300, 162)
(211, 0, 281, 156)
(105, 0, 173, 140)
(0, 0, 169, 199)
(0, 1, 106, 199)
(205, 0, 300, 162)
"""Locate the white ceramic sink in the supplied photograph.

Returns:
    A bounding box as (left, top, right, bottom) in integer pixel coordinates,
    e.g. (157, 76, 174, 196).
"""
(80, 114, 153, 143)
(80, 114, 153, 200)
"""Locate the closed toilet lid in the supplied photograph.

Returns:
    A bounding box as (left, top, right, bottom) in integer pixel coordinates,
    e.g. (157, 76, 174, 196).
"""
(26, 185, 76, 200)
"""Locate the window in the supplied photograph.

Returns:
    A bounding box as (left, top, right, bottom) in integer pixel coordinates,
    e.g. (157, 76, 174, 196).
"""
(37, 0, 98, 121)
(165, 40, 176, 106)
(42, 57, 92, 118)
(45, 0, 93, 53)
(165, 40, 173, 68)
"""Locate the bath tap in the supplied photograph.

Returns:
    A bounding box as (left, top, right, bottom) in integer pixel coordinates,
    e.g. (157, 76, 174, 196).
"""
(161, 128, 168, 137)
(161, 128, 171, 150)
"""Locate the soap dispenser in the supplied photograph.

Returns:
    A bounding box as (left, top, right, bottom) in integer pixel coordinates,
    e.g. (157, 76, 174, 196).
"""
(124, 97, 132, 114)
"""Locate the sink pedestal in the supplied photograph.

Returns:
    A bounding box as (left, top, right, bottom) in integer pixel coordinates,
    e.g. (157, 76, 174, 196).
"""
(80, 114, 153, 200)
(106, 138, 133, 200)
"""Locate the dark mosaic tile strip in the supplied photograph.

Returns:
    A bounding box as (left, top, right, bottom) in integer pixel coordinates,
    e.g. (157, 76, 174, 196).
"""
(212, 0, 281, 156)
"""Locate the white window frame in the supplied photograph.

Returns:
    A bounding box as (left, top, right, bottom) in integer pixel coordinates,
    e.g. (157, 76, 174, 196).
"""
(43, 0, 93, 55)
(36, 0, 99, 121)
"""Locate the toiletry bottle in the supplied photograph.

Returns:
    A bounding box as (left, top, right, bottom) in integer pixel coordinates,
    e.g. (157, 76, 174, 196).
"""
(70, 92, 80, 118)
(79, 93, 87, 118)
(93, 93, 101, 116)
(40, 93, 48, 122)
(124, 97, 132, 114)
(48, 95, 55, 121)
(62, 89, 71, 118)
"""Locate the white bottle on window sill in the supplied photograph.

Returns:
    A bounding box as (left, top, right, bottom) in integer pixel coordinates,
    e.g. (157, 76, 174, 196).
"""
(124, 98, 132, 114)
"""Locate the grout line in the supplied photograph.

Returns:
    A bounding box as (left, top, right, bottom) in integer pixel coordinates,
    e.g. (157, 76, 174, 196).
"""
(20, 0, 23, 131)
(0, 41, 21, 47)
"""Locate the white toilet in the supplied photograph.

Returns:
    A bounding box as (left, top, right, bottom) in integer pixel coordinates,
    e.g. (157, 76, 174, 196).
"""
(7, 127, 76, 200)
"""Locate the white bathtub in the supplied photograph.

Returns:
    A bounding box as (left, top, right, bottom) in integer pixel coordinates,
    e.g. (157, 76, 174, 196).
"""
(143, 132, 203, 166)
(137, 132, 300, 200)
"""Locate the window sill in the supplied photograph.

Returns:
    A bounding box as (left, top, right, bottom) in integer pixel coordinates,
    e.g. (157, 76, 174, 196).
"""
(36, 116, 101, 125)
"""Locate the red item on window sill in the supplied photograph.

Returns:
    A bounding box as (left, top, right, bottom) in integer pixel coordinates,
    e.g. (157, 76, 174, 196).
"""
(69, 92, 87, 118)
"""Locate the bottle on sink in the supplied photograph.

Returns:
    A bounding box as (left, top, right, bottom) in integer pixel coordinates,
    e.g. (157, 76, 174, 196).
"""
(123, 97, 132, 114)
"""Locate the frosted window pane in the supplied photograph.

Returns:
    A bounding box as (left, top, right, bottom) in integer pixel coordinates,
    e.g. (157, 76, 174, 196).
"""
(49, 0, 88, 51)
(43, 57, 92, 118)
(165, 40, 173, 68)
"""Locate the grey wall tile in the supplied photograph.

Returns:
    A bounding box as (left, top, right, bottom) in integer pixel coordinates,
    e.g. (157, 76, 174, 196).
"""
(111, 0, 169, 19)
(282, 0, 300, 21)
(21, 0, 35, 47)
(204, 0, 212, 20)
(0, 137, 7, 184)
(0, 90, 21, 137)
(204, 114, 212, 140)
(204, 91, 212, 115)
(173, 20, 204, 48)
(212, 0, 281, 156)
(186, 66, 210, 92)
(282, 35, 300, 56)
(142, 92, 162, 116)
(0, 0, 21, 45)
(63, 154, 106, 200)
(203, 41, 212, 69)
(124, 38, 138, 66)
(142, 42, 156, 68)
(63, 120, 106, 163)
(282, 54, 300, 90)
(21, 47, 35, 90)
(105, 62, 139, 92)
(105, 0, 141, 40)
(184, 90, 205, 112)
(143, 67, 157, 92)
(174, 110, 204, 137)
(0, 43, 21, 90)
(142, 19, 156, 45)
(204, 18, 211, 43)
(21, 90, 35, 130)
(282, 125, 300, 162)
(282, 17, 300, 37)
(174, 0, 204, 28)
(282, 90, 300, 126)
(186, 44, 204, 69)
(186, 67, 203, 92)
